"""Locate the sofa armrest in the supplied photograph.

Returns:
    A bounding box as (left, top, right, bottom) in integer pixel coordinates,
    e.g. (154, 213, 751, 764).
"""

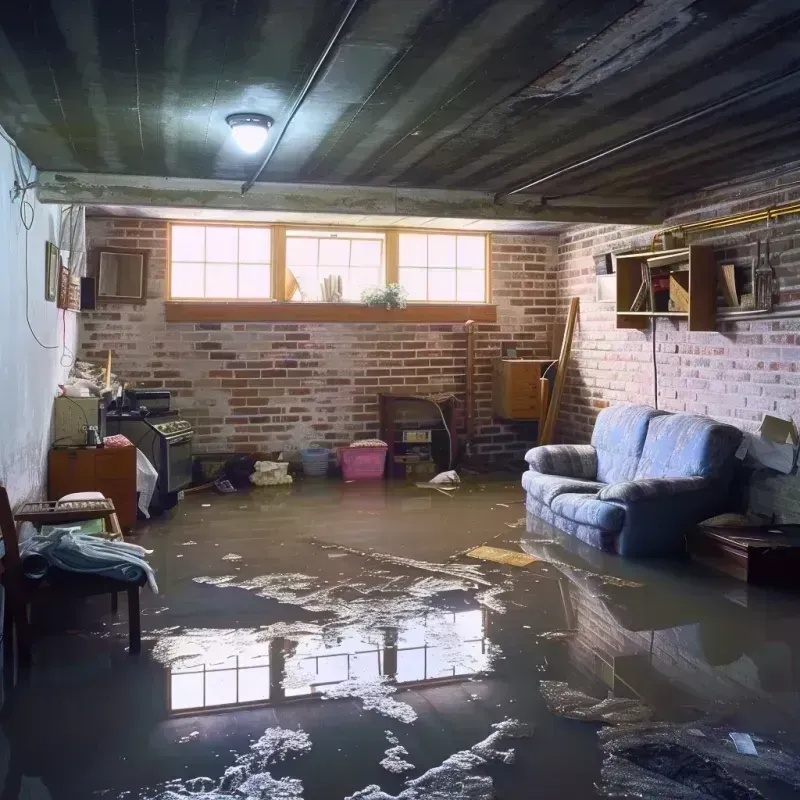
(525, 444, 597, 479)
(597, 476, 709, 503)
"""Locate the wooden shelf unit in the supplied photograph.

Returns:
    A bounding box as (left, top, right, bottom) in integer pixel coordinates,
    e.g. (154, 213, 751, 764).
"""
(615, 245, 716, 331)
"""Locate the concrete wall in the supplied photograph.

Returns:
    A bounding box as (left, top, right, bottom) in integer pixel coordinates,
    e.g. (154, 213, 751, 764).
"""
(79, 219, 557, 459)
(555, 170, 800, 520)
(0, 132, 75, 506)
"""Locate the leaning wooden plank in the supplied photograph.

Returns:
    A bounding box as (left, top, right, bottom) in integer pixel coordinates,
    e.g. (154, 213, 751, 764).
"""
(630, 280, 648, 311)
(719, 263, 738, 307)
(646, 251, 690, 268)
(539, 297, 579, 445)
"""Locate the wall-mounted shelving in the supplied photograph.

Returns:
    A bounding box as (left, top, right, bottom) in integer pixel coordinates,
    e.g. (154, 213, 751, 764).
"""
(615, 245, 716, 331)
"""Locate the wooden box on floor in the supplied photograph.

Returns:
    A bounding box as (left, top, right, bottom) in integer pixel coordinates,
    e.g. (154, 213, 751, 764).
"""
(492, 359, 551, 421)
(49, 445, 137, 530)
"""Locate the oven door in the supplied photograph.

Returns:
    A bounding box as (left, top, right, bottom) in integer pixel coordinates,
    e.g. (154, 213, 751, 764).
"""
(161, 433, 193, 493)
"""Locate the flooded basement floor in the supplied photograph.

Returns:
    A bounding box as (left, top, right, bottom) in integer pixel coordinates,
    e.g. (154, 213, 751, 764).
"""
(2, 476, 800, 799)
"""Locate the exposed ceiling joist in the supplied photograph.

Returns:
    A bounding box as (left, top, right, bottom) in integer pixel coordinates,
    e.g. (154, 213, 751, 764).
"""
(36, 172, 663, 225)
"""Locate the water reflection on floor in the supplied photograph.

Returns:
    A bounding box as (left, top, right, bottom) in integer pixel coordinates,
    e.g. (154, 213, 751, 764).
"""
(2, 476, 800, 798)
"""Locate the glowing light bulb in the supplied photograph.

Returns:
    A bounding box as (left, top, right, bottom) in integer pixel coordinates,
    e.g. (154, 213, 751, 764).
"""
(226, 114, 273, 154)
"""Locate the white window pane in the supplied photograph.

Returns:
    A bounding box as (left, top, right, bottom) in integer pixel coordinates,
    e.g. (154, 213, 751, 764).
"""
(457, 270, 485, 302)
(351, 239, 382, 267)
(171, 262, 204, 298)
(239, 264, 271, 298)
(205, 670, 237, 707)
(319, 238, 350, 266)
(316, 654, 349, 684)
(291, 266, 319, 300)
(399, 234, 427, 267)
(171, 226, 204, 261)
(206, 263, 237, 298)
(396, 649, 426, 683)
(429, 269, 456, 301)
(426, 648, 455, 679)
(171, 673, 204, 710)
(239, 228, 271, 263)
(428, 235, 456, 267)
(347, 267, 380, 300)
(350, 651, 382, 681)
(457, 236, 485, 268)
(399, 267, 427, 301)
(206, 226, 238, 262)
(238, 667, 270, 702)
(287, 238, 318, 266)
(453, 610, 484, 639)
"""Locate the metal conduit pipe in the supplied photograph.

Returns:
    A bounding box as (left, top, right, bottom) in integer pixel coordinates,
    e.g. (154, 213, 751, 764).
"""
(717, 307, 800, 322)
(496, 65, 800, 200)
(241, 0, 362, 194)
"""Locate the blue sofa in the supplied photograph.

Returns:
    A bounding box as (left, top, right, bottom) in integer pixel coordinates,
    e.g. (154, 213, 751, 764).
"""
(522, 405, 743, 557)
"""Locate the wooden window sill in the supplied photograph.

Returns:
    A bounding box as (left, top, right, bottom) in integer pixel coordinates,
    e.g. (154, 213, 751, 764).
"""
(164, 301, 497, 324)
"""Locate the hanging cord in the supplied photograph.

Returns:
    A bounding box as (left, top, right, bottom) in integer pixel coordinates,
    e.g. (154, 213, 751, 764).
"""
(652, 316, 658, 410)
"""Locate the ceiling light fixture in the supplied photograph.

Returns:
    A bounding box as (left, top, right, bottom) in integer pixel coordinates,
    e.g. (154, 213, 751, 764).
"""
(226, 113, 273, 154)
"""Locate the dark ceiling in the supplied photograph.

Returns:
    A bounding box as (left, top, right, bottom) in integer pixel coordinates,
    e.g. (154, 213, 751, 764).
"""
(2, 0, 800, 204)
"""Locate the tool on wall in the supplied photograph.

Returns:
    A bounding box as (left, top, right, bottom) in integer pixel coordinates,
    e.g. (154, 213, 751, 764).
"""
(539, 297, 579, 446)
(755, 213, 775, 311)
(464, 319, 476, 457)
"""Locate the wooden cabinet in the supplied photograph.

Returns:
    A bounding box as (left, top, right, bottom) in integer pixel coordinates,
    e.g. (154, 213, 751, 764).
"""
(48, 446, 137, 531)
(492, 359, 552, 421)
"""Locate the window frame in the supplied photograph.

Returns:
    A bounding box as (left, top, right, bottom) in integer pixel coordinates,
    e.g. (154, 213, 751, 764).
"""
(166, 221, 494, 323)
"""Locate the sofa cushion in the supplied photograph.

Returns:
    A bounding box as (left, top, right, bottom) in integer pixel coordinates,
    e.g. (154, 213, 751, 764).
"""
(525, 496, 612, 551)
(591, 405, 665, 484)
(522, 470, 605, 506)
(634, 413, 743, 480)
(549, 492, 625, 533)
(524, 444, 597, 479)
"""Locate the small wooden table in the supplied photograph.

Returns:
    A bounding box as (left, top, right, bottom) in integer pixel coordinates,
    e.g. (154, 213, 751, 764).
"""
(689, 524, 800, 586)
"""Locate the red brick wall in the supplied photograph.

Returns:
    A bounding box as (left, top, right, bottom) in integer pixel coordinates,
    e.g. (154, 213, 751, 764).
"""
(555, 174, 800, 445)
(80, 219, 556, 458)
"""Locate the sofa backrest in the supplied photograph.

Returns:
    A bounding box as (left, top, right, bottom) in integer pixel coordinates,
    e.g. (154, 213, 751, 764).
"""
(634, 413, 743, 480)
(591, 405, 665, 484)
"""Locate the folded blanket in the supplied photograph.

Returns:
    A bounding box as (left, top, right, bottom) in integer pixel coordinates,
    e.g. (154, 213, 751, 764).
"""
(20, 528, 158, 593)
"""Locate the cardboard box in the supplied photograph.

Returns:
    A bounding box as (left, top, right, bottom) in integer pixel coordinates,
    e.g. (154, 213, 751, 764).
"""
(742, 414, 799, 474)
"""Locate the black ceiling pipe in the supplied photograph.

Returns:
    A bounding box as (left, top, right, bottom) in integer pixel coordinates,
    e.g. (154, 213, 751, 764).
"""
(241, 0, 362, 194)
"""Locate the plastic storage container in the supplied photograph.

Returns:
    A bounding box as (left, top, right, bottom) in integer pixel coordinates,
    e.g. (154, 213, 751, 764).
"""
(338, 446, 387, 480)
(300, 447, 331, 477)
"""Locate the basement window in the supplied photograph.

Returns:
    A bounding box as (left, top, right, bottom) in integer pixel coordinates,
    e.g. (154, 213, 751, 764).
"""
(286, 229, 385, 301)
(398, 233, 488, 302)
(170, 224, 272, 299)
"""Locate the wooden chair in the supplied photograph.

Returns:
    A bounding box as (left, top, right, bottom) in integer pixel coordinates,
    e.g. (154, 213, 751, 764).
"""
(0, 486, 145, 668)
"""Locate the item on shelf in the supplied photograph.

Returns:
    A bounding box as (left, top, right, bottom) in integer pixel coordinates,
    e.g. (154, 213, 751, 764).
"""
(719, 264, 738, 307)
(361, 283, 408, 309)
(320, 275, 343, 302)
(349, 439, 387, 447)
(669, 272, 690, 312)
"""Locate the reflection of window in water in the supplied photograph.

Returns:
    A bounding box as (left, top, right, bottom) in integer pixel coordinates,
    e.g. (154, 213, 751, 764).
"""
(396, 609, 487, 682)
(170, 652, 270, 711)
(168, 609, 488, 712)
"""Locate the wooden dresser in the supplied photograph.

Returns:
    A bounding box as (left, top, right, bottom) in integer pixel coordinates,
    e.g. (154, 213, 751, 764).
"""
(48, 445, 137, 531)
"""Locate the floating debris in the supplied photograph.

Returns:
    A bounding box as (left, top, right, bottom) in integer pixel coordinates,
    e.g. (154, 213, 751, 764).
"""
(475, 586, 508, 614)
(178, 730, 200, 743)
(179, 540, 197, 546)
(346, 718, 532, 800)
(505, 519, 526, 529)
(314, 542, 492, 586)
(466, 546, 537, 568)
(381, 745, 415, 774)
(537, 630, 578, 640)
(320, 677, 418, 724)
(139, 727, 311, 799)
(221, 553, 243, 562)
(540, 681, 653, 725)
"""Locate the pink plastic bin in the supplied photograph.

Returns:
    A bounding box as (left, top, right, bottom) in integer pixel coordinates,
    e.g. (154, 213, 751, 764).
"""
(337, 446, 387, 480)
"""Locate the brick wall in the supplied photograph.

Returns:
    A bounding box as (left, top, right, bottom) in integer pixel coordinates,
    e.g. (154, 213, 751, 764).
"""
(79, 219, 556, 458)
(555, 171, 800, 520)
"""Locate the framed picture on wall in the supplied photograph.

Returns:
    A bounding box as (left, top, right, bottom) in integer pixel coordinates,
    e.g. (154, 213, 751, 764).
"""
(93, 247, 148, 304)
(44, 241, 59, 301)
